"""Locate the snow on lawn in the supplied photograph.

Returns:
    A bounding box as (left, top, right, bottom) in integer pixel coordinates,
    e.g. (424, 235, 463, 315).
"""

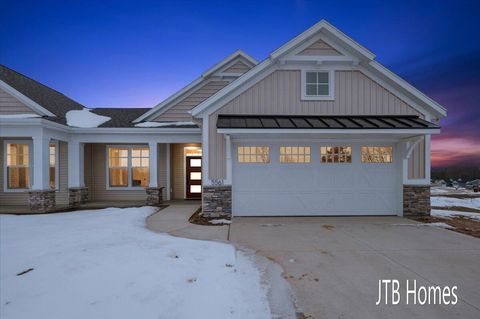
(66, 108, 111, 128)
(432, 209, 480, 221)
(431, 196, 480, 209)
(0, 207, 280, 319)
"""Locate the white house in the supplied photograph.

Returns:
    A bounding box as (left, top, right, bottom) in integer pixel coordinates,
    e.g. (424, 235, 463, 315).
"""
(0, 20, 446, 217)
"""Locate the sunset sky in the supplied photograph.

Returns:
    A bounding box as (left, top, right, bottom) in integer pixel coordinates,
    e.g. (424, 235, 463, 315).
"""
(1, 0, 478, 168)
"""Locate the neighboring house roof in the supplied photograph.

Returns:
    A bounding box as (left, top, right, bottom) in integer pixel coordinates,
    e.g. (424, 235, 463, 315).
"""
(91, 108, 152, 127)
(133, 50, 258, 123)
(0, 64, 85, 123)
(191, 20, 447, 119)
(217, 114, 439, 130)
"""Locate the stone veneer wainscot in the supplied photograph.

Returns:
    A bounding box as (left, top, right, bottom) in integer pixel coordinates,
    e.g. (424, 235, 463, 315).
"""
(202, 186, 232, 218)
(403, 185, 431, 216)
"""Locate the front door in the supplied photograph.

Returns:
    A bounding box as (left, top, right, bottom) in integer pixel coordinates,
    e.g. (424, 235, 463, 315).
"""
(186, 156, 202, 199)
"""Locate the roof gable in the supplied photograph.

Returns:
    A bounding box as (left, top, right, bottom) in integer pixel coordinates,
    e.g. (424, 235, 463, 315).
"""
(134, 50, 257, 123)
(191, 20, 447, 119)
(296, 39, 342, 56)
(0, 64, 85, 123)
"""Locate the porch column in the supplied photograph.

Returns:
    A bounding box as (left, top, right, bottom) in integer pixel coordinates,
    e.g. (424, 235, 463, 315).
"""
(30, 135, 55, 212)
(68, 141, 85, 187)
(148, 141, 158, 188)
(68, 141, 87, 207)
(146, 141, 163, 206)
(31, 135, 50, 190)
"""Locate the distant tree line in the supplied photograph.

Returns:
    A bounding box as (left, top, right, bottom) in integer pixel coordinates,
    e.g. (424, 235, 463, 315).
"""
(432, 166, 480, 181)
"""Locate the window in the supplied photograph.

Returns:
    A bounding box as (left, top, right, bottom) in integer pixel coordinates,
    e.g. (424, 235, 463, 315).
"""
(49, 143, 56, 190)
(109, 147, 129, 187)
(280, 146, 311, 163)
(237, 146, 270, 163)
(320, 146, 352, 163)
(302, 70, 333, 100)
(362, 146, 393, 163)
(131, 148, 149, 187)
(6, 143, 30, 189)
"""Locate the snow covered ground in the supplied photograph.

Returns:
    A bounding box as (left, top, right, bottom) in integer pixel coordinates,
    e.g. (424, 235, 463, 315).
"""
(431, 196, 480, 209)
(431, 186, 478, 196)
(431, 209, 480, 221)
(0, 207, 289, 319)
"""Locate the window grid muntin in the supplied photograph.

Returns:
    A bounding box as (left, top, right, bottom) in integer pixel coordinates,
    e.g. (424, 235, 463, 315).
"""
(305, 71, 329, 97)
(108, 146, 150, 188)
(320, 146, 352, 163)
(361, 146, 393, 163)
(237, 146, 270, 163)
(280, 146, 311, 163)
(6, 143, 30, 189)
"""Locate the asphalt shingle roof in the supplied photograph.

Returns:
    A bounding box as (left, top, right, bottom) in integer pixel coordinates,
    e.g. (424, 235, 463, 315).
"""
(0, 64, 85, 124)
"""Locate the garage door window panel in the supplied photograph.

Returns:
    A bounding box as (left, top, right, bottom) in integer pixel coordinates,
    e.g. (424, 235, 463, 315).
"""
(361, 146, 393, 163)
(238, 146, 270, 163)
(280, 146, 311, 163)
(321, 146, 352, 163)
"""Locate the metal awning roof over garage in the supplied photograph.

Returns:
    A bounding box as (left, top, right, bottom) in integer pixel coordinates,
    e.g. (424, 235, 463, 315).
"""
(217, 114, 439, 130)
(216, 114, 440, 140)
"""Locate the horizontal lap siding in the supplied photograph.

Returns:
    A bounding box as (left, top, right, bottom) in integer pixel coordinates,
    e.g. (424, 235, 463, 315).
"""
(0, 88, 36, 114)
(297, 40, 342, 56)
(154, 81, 230, 122)
(223, 61, 251, 74)
(209, 70, 422, 179)
(84, 144, 146, 201)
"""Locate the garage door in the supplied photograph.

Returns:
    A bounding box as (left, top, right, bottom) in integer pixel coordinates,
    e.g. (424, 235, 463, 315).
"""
(232, 141, 400, 216)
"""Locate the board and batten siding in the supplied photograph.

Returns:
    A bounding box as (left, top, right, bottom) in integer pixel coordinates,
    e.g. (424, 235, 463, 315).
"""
(0, 87, 36, 115)
(223, 61, 251, 74)
(153, 80, 230, 122)
(208, 70, 424, 179)
(84, 143, 169, 201)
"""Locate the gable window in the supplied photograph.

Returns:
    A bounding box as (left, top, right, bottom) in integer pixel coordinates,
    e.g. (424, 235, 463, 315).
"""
(321, 146, 352, 163)
(302, 70, 334, 100)
(237, 146, 270, 163)
(108, 145, 149, 188)
(280, 146, 311, 163)
(361, 146, 393, 163)
(5, 143, 30, 189)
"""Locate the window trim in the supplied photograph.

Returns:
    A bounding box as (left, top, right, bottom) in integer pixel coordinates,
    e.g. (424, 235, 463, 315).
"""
(3, 140, 33, 192)
(301, 69, 335, 101)
(105, 144, 150, 190)
(50, 140, 60, 191)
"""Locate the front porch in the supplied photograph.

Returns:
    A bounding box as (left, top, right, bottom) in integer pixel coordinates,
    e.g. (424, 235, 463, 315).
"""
(0, 123, 202, 213)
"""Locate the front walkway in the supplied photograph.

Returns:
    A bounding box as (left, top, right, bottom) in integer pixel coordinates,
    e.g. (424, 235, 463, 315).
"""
(146, 203, 229, 241)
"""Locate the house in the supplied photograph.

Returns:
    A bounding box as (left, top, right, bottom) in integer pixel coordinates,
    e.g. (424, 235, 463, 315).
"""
(0, 20, 446, 217)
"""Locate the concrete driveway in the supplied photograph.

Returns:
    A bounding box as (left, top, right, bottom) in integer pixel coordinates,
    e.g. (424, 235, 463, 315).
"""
(229, 216, 480, 319)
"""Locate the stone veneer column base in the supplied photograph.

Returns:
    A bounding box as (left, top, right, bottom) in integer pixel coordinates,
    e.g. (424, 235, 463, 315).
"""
(69, 187, 88, 208)
(202, 186, 232, 219)
(146, 187, 164, 206)
(29, 189, 56, 212)
(403, 185, 431, 217)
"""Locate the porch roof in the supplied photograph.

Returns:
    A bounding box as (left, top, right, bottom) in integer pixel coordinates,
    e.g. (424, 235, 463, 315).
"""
(217, 114, 439, 130)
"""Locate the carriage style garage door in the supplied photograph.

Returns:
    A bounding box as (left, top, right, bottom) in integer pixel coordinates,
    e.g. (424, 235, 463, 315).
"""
(232, 141, 401, 216)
